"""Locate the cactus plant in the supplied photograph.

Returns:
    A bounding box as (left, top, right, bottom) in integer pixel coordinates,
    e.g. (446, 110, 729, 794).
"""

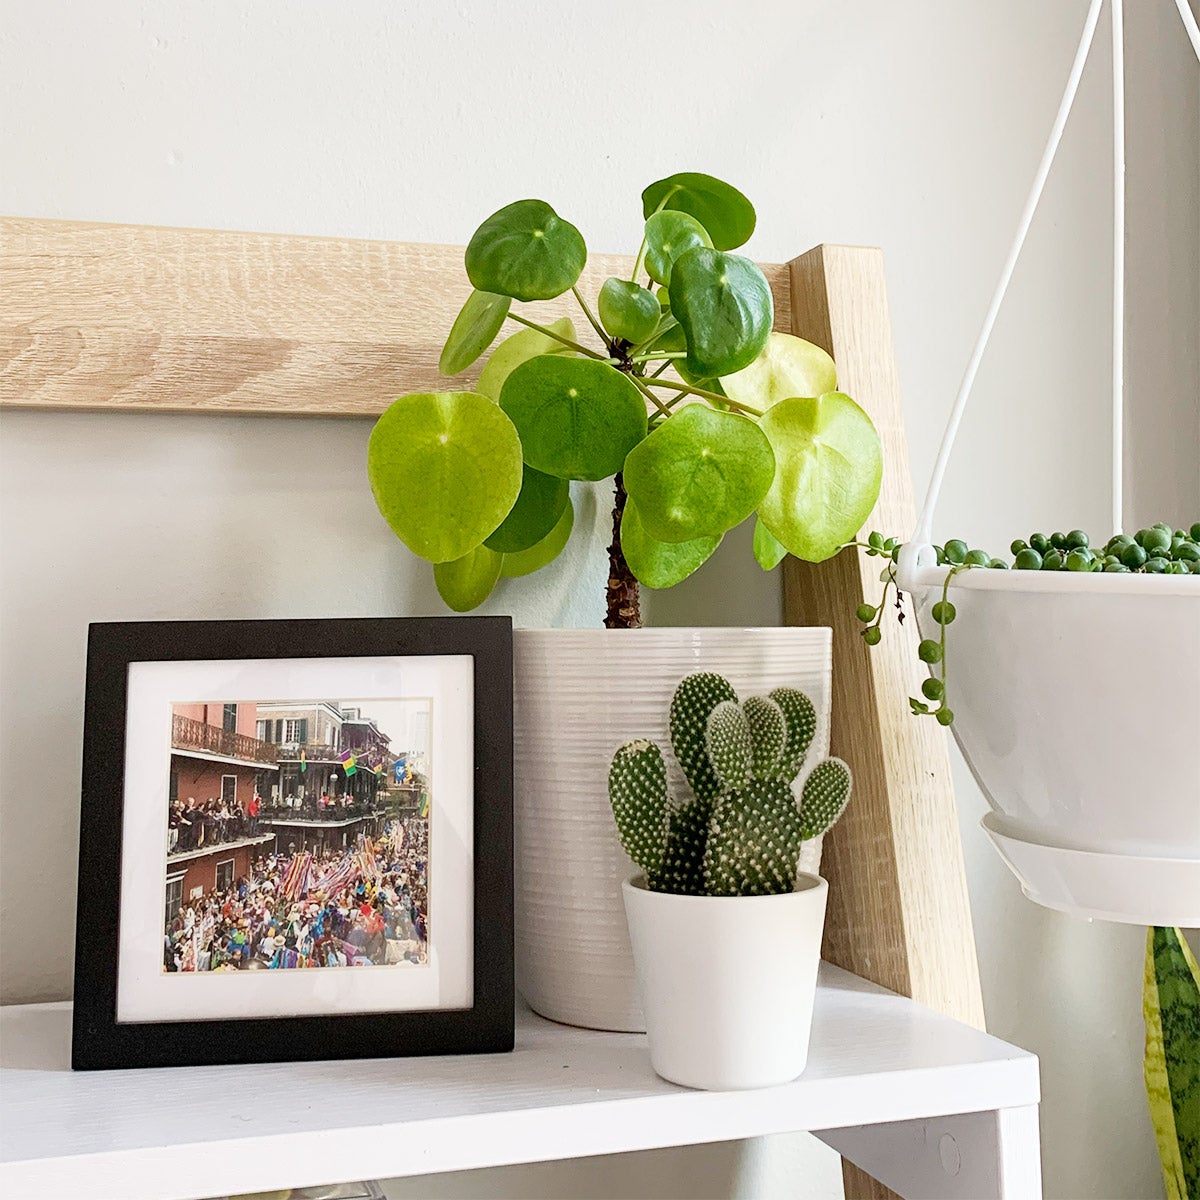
(608, 672, 851, 897)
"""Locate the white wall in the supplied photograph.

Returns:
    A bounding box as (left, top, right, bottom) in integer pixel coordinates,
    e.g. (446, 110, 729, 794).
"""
(2, 3, 1197, 1198)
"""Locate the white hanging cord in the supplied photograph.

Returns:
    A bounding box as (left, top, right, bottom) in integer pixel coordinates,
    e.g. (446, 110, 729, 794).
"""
(911, 0, 1106, 546)
(1173, 0, 1200, 61)
(1111, 0, 1125, 535)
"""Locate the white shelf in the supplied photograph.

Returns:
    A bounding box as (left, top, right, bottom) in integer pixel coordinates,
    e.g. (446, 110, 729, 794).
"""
(1, 965, 1039, 1200)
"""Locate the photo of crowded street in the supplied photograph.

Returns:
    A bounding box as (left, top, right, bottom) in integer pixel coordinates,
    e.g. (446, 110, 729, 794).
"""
(162, 698, 432, 973)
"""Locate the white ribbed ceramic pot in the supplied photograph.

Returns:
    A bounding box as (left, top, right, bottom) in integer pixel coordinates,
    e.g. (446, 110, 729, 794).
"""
(623, 873, 828, 1090)
(513, 627, 833, 1032)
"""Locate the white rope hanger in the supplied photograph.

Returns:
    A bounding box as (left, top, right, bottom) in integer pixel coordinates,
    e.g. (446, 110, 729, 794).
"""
(902, 0, 1200, 579)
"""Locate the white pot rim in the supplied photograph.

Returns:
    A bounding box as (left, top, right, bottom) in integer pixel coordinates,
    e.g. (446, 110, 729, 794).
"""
(623, 873, 827, 907)
(906, 564, 1198, 597)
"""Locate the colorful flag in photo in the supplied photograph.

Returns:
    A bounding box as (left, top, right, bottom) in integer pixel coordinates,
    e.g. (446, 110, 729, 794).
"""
(393, 755, 407, 784)
(339, 749, 357, 777)
(373, 758, 383, 777)
(419, 791, 430, 820)
(299, 748, 307, 773)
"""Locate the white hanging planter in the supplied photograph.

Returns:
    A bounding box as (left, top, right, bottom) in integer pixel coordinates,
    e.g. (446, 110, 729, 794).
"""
(894, 0, 1200, 926)
(905, 566, 1200, 926)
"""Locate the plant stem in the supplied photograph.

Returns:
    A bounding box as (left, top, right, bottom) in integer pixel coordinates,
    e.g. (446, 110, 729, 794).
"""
(571, 286, 609, 346)
(605, 474, 642, 629)
(629, 374, 674, 418)
(630, 235, 649, 284)
(630, 315, 677, 358)
(505, 312, 606, 359)
(642, 375, 763, 416)
(630, 350, 687, 364)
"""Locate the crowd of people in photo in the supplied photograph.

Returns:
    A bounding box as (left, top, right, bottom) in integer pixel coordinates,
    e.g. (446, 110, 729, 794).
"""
(262, 790, 378, 821)
(163, 816, 430, 973)
(168, 793, 264, 853)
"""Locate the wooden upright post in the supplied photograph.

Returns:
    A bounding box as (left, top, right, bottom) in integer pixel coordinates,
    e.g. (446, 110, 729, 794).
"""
(784, 245, 985, 1198)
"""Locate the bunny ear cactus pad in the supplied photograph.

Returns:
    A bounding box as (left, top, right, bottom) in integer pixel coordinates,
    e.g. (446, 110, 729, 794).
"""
(368, 391, 523, 564)
(770, 686, 817, 779)
(670, 672, 739, 801)
(608, 740, 670, 878)
(609, 671, 853, 898)
(798, 758, 852, 839)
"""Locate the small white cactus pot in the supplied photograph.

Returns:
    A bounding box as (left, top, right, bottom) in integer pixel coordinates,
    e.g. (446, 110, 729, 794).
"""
(622, 873, 828, 1090)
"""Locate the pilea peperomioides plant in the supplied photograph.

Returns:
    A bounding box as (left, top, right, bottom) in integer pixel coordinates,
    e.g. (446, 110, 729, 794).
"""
(608, 672, 852, 897)
(366, 173, 884, 626)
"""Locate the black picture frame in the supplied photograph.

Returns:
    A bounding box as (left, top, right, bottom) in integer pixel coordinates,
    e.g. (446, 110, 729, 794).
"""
(72, 616, 514, 1070)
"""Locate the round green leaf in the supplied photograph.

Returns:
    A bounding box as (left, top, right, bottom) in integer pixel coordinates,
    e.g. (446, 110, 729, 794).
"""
(434, 544, 503, 612)
(483, 464, 569, 553)
(621, 497, 720, 589)
(642, 172, 756, 251)
(758, 392, 883, 562)
(752, 517, 788, 570)
(499, 355, 648, 481)
(644, 210, 713, 286)
(669, 247, 773, 379)
(598, 278, 660, 344)
(439, 289, 511, 376)
(622, 404, 775, 542)
(500, 498, 574, 577)
(465, 199, 587, 302)
(721, 332, 837, 412)
(476, 319, 576, 402)
(368, 391, 523, 564)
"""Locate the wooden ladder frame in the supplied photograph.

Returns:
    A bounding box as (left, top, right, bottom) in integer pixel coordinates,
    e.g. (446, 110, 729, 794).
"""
(0, 218, 984, 1198)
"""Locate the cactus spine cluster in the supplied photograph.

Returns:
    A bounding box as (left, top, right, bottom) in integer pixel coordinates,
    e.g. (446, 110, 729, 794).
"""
(608, 672, 852, 897)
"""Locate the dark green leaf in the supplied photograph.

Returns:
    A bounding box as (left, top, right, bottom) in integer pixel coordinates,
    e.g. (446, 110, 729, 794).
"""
(642, 172, 756, 250)
(644, 210, 713, 286)
(368, 391, 523, 563)
(439, 289, 511, 376)
(465, 199, 587, 302)
(483, 465, 569, 553)
(621, 497, 720, 588)
(622, 403, 775, 541)
(499, 356, 647, 481)
(758, 393, 883, 562)
(669, 247, 773, 379)
(500, 498, 575, 576)
(434, 544, 503, 612)
(599, 278, 660, 344)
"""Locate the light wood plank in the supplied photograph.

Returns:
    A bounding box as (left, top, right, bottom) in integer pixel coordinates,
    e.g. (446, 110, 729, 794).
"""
(784, 245, 985, 1200)
(0, 217, 790, 415)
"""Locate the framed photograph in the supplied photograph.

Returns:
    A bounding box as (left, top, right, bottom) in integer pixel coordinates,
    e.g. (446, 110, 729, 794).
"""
(71, 616, 513, 1070)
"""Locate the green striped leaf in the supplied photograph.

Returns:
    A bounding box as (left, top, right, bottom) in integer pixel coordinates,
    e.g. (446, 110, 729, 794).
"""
(1144, 926, 1200, 1199)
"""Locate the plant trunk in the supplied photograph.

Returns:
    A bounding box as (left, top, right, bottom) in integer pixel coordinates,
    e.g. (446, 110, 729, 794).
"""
(605, 474, 642, 629)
